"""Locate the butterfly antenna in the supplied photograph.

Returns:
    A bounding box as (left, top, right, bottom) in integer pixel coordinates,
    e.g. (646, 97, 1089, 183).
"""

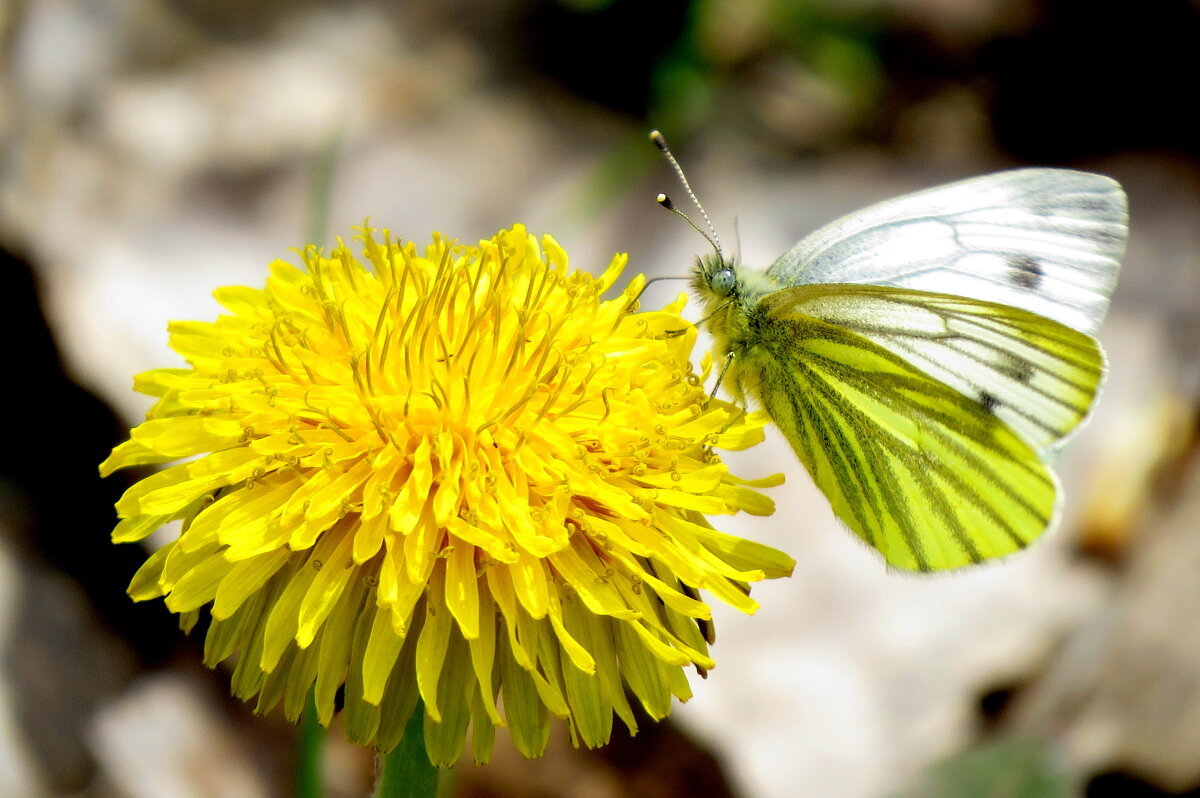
(650, 130, 725, 260)
(656, 193, 719, 251)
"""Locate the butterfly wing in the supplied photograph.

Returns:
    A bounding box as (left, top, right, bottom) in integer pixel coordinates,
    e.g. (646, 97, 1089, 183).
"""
(742, 283, 1105, 571)
(766, 169, 1127, 336)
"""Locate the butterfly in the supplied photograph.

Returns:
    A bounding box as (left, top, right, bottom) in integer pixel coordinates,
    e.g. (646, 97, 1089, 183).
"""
(651, 131, 1128, 571)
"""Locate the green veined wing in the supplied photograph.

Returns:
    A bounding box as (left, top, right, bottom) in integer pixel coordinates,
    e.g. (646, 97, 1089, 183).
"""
(741, 283, 1104, 571)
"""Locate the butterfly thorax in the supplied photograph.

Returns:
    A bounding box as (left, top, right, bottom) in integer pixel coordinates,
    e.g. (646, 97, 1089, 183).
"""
(693, 251, 779, 329)
(691, 253, 783, 399)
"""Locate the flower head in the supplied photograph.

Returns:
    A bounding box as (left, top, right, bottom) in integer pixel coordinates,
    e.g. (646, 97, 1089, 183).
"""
(101, 224, 793, 764)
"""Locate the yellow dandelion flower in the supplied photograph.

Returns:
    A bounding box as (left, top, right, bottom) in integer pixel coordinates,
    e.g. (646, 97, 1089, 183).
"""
(100, 224, 794, 764)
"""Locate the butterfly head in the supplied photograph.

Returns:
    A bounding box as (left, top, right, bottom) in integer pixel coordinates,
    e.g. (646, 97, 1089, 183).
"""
(691, 252, 769, 342)
(692, 252, 740, 300)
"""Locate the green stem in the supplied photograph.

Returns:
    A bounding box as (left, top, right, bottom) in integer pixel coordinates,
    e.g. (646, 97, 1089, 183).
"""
(306, 131, 341, 247)
(295, 691, 325, 798)
(374, 701, 441, 798)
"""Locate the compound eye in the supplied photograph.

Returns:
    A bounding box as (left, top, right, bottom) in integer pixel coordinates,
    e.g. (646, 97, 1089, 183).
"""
(711, 268, 737, 297)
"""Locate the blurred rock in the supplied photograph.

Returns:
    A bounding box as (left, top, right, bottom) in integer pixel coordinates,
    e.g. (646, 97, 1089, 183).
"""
(1012, 446, 1200, 793)
(89, 673, 275, 798)
(0, 534, 48, 798)
(0, 523, 138, 796)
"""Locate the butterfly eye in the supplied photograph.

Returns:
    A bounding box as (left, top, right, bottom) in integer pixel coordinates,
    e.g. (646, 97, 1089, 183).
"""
(710, 268, 737, 297)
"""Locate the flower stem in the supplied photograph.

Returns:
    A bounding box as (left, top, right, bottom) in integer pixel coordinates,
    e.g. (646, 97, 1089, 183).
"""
(306, 129, 341, 247)
(296, 691, 325, 798)
(374, 701, 441, 798)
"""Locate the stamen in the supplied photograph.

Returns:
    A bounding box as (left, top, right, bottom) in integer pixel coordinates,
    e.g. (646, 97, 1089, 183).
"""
(317, 421, 354, 443)
(336, 246, 361, 293)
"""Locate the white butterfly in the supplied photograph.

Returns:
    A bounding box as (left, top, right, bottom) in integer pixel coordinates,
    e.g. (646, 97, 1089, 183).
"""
(656, 132, 1129, 570)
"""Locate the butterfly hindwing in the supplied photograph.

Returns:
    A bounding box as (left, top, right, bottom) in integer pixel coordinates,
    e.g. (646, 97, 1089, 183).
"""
(741, 283, 1105, 571)
(767, 284, 1106, 451)
(766, 169, 1128, 337)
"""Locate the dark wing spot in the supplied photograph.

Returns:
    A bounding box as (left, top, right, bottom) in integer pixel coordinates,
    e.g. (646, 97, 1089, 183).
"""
(995, 354, 1035, 384)
(978, 391, 1000, 414)
(1090, 228, 1125, 247)
(1008, 256, 1044, 290)
(1069, 197, 1116, 215)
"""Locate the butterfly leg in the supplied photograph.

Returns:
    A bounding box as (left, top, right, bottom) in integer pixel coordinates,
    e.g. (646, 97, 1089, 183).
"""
(710, 351, 737, 399)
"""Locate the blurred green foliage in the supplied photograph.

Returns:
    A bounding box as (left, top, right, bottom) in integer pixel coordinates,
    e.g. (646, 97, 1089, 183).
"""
(649, 0, 886, 143)
(896, 737, 1074, 798)
(536, 0, 886, 147)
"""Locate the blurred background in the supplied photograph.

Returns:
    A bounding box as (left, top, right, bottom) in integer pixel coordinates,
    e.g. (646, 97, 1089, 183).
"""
(2, 0, 1200, 796)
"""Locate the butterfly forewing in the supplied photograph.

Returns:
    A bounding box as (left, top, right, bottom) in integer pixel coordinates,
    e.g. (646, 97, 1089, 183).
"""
(745, 285, 1071, 570)
(766, 169, 1127, 337)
